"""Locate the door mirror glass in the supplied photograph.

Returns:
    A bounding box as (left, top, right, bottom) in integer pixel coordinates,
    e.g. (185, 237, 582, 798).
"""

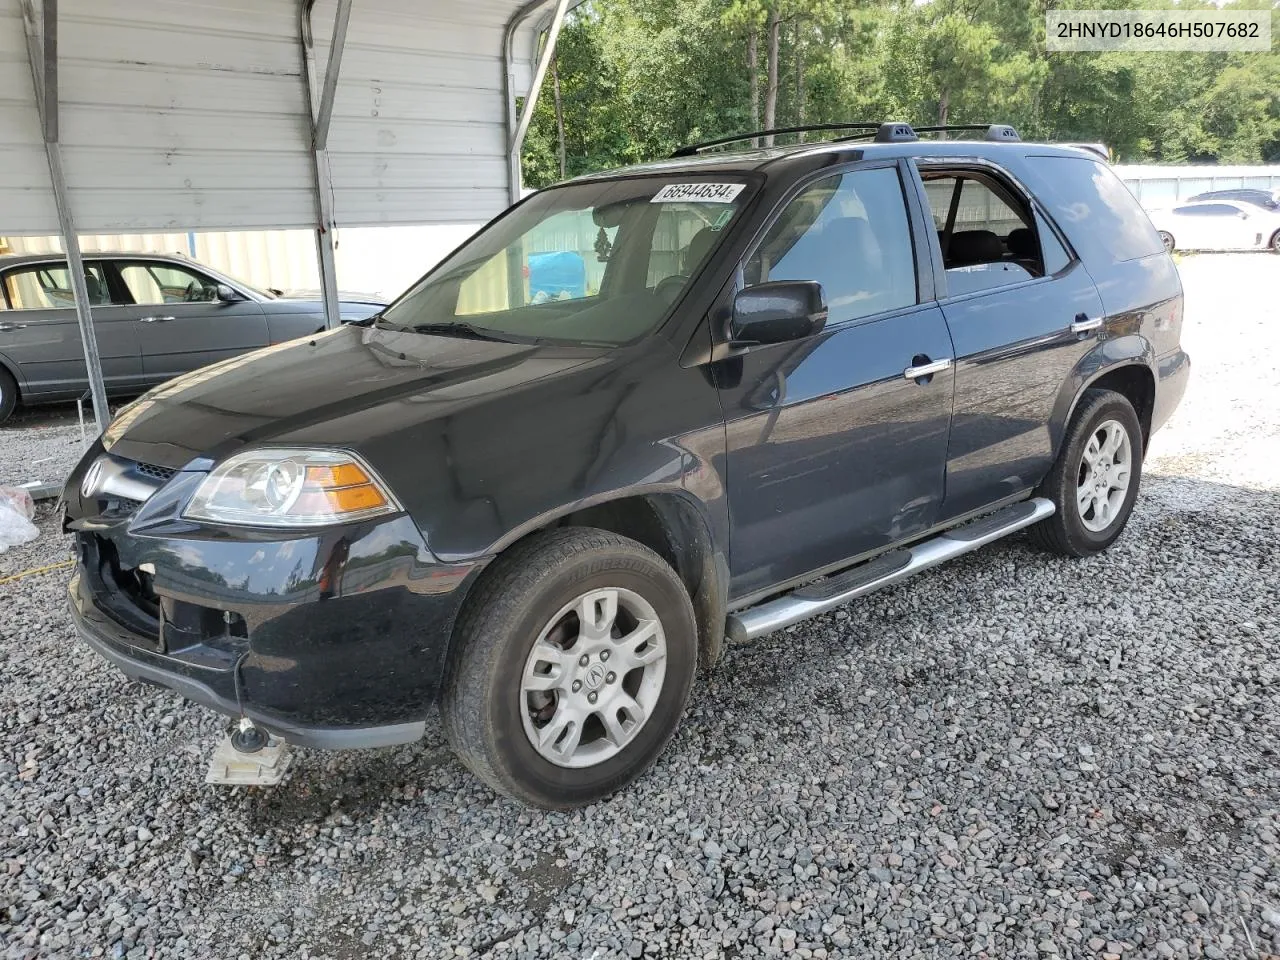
(216, 283, 242, 302)
(731, 281, 827, 345)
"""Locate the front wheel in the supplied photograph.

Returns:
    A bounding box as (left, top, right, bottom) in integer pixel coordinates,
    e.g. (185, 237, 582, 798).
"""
(1270, 230, 1280, 255)
(1029, 388, 1144, 557)
(441, 528, 698, 808)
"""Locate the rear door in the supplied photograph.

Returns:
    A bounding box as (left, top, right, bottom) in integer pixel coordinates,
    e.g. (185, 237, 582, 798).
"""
(0, 260, 144, 400)
(718, 162, 955, 599)
(912, 162, 1106, 521)
(107, 258, 268, 384)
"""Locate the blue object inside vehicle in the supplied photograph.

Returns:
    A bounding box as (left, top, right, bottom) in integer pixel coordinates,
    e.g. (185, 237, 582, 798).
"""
(528, 251, 587, 302)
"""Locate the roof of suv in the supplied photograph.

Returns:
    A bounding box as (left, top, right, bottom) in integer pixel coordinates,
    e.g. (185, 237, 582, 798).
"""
(565, 136, 1101, 186)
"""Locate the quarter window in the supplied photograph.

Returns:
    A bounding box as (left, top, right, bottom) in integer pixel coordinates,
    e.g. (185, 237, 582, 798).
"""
(2, 262, 111, 310)
(745, 166, 917, 325)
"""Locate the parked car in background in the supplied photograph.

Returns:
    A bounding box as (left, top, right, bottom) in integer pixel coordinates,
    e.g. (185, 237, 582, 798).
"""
(1148, 200, 1280, 254)
(1185, 188, 1280, 210)
(64, 123, 1189, 808)
(0, 252, 386, 423)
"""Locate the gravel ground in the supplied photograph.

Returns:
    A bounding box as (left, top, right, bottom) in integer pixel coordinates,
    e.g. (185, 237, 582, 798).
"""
(2, 254, 1279, 960)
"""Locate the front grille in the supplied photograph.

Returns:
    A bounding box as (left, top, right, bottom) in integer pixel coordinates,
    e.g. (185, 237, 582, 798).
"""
(134, 461, 177, 482)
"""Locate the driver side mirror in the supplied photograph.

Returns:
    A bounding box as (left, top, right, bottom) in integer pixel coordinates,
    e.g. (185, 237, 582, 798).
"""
(215, 283, 243, 302)
(731, 281, 827, 346)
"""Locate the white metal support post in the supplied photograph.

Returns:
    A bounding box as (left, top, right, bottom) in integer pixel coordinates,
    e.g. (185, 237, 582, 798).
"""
(503, 0, 571, 204)
(21, 0, 111, 432)
(299, 0, 352, 330)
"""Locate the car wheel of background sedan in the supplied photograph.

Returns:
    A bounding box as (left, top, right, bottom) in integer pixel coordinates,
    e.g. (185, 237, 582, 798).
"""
(441, 527, 698, 809)
(0, 367, 18, 425)
(1158, 231, 1175, 253)
(1029, 388, 1144, 557)
(1270, 230, 1280, 255)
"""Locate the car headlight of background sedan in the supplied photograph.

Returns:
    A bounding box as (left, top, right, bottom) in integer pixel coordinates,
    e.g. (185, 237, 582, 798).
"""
(184, 449, 400, 526)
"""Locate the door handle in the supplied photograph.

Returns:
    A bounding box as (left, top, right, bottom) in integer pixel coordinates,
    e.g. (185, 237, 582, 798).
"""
(903, 357, 952, 381)
(0, 322, 27, 332)
(137, 315, 175, 323)
(1070, 315, 1103, 335)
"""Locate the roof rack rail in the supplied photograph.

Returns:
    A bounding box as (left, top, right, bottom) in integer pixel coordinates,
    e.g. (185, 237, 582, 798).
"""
(873, 121, 918, 143)
(668, 120, 1021, 158)
(670, 123, 882, 157)
(912, 123, 1021, 142)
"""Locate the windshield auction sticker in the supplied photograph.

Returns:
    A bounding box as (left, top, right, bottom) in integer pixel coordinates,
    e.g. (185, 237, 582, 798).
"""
(651, 183, 746, 203)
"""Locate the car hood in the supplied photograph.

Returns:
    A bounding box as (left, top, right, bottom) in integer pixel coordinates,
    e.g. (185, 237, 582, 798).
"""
(102, 325, 604, 468)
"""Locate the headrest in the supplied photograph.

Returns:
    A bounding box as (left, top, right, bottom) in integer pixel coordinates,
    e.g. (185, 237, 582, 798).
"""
(682, 228, 718, 272)
(948, 229, 1004, 265)
(1006, 227, 1037, 259)
(83, 273, 105, 304)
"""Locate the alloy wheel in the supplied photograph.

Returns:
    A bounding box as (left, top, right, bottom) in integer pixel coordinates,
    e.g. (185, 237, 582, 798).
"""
(520, 587, 668, 768)
(1076, 418, 1133, 533)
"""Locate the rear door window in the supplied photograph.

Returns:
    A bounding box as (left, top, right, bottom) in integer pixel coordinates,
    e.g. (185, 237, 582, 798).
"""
(1022, 155, 1165, 263)
(919, 168, 1052, 294)
(744, 166, 917, 324)
(2, 262, 111, 309)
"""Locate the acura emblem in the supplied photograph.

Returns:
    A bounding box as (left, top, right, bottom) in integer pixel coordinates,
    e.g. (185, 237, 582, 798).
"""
(81, 459, 106, 498)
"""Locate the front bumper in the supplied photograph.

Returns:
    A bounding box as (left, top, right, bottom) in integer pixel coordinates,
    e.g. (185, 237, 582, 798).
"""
(65, 458, 483, 749)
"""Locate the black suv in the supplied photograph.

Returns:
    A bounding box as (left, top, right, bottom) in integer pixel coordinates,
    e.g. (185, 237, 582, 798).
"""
(64, 122, 1189, 808)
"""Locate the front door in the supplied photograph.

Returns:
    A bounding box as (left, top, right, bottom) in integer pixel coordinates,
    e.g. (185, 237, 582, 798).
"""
(0, 260, 144, 400)
(913, 162, 1106, 521)
(717, 164, 955, 599)
(107, 259, 269, 384)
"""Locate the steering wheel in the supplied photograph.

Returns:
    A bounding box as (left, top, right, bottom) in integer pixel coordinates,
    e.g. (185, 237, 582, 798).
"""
(182, 281, 202, 303)
(654, 274, 688, 305)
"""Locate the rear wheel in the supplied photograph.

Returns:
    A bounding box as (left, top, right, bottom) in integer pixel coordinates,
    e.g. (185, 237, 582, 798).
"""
(441, 528, 698, 808)
(1029, 388, 1143, 557)
(0, 368, 18, 425)
(1269, 230, 1280, 255)
(1158, 230, 1175, 253)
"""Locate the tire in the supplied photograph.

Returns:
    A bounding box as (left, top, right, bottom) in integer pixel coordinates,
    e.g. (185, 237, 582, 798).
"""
(1269, 230, 1280, 255)
(0, 367, 18, 425)
(1158, 230, 1175, 254)
(441, 528, 698, 809)
(1029, 388, 1144, 558)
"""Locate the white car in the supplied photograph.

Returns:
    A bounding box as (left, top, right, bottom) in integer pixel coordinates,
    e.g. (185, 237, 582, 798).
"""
(1148, 200, 1280, 254)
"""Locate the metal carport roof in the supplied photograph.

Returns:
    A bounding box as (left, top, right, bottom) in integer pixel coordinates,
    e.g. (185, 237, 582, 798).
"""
(1, 0, 568, 429)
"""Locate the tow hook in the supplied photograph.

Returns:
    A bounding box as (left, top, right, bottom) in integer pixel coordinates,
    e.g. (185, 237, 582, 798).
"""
(205, 718, 294, 787)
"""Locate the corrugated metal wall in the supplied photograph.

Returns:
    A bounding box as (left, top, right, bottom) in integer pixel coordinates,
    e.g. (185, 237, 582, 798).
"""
(0, 0, 550, 235)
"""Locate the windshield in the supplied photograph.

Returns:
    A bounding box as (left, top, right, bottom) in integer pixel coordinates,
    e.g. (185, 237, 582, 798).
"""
(378, 176, 751, 345)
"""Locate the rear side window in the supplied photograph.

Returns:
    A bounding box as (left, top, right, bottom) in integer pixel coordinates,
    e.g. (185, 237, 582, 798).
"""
(3, 262, 111, 309)
(1023, 156, 1164, 263)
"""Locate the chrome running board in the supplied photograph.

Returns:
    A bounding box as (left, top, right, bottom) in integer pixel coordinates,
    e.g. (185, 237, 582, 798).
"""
(725, 497, 1055, 643)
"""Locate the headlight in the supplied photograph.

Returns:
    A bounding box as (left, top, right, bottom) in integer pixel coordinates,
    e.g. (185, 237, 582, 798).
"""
(184, 449, 400, 527)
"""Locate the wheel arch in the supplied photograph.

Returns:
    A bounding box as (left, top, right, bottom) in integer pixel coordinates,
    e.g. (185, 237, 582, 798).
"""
(453, 490, 729, 675)
(0, 351, 24, 413)
(1055, 357, 1157, 460)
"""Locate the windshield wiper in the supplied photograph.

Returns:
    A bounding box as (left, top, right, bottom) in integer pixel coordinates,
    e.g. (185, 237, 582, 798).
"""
(410, 321, 522, 343)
